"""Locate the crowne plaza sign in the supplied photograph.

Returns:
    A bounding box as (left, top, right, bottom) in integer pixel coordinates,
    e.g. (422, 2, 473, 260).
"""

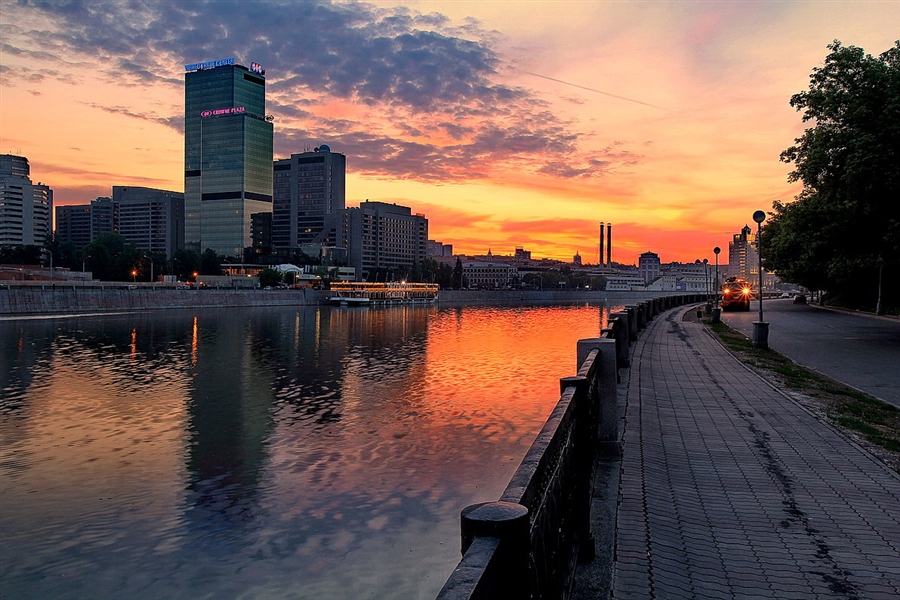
(200, 107, 246, 117)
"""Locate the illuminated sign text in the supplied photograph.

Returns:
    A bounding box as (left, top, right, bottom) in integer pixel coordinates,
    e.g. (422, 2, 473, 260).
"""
(250, 62, 265, 74)
(201, 106, 246, 117)
(185, 57, 235, 71)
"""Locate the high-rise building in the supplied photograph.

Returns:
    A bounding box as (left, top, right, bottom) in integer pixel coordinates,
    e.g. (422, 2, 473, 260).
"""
(337, 201, 428, 279)
(729, 224, 758, 281)
(113, 186, 184, 257)
(184, 57, 273, 258)
(273, 146, 346, 250)
(55, 204, 93, 249)
(0, 154, 52, 246)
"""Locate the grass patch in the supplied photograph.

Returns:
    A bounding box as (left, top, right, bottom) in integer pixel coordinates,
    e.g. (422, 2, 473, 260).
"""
(703, 318, 900, 472)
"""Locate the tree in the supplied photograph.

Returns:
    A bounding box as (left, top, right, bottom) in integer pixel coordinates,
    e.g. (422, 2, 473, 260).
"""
(172, 249, 201, 281)
(200, 248, 223, 276)
(81, 233, 143, 281)
(258, 268, 282, 288)
(453, 257, 464, 289)
(764, 40, 900, 311)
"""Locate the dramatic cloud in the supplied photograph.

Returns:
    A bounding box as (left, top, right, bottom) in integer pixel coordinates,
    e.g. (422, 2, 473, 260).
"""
(4, 0, 631, 181)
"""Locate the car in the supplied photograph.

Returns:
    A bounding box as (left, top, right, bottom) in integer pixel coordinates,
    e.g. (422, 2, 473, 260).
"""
(781, 292, 791, 298)
(793, 294, 807, 304)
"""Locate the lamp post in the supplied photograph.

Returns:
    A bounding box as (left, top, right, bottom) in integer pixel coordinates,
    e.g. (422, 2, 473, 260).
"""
(144, 254, 154, 286)
(712, 247, 721, 323)
(752, 210, 768, 349)
(703, 258, 711, 313)
(132, 269, 137, 283)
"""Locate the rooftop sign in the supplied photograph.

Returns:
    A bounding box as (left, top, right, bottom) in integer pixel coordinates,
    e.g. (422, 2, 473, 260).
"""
(185, 57, 235, 71)
(250, 62, 265, 75)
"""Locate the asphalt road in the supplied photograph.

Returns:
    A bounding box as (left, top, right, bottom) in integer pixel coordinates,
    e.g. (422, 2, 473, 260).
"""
(720, 298, 900, 408)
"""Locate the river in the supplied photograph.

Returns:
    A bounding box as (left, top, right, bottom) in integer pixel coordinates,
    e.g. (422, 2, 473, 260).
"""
(0, 303, 612, 599)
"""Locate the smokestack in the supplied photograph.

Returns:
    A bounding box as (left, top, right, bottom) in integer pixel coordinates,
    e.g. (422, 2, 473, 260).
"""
(607, 223, 612, 266)
(599, 222, 605, 266)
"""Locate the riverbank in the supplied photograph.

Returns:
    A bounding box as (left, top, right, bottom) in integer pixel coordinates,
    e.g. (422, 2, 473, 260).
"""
(0, 285, 693, 316)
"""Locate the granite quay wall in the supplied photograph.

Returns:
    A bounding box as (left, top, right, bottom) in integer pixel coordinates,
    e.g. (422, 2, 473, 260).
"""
(1, 286, 703, 317)
(436, 294, 702, 600)
(0, 285, 328, 315)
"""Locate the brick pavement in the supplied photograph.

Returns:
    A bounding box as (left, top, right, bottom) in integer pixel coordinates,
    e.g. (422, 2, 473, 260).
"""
(611, 307, 900, 599)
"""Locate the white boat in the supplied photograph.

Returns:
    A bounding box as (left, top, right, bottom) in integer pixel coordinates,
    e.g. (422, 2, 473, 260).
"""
(328, 282, 439, 306)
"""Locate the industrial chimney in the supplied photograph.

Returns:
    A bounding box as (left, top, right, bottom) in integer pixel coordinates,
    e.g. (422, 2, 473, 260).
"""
(607, 223, 612, 266)
(599, 222, 605, 266)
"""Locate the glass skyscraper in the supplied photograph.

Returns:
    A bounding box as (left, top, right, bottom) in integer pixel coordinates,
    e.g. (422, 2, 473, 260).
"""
(184, 58, 273, 258)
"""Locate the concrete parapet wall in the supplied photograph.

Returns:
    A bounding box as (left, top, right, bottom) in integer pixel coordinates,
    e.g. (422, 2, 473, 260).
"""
(0, 286, 328, 315)
(1, 287, 696, 316)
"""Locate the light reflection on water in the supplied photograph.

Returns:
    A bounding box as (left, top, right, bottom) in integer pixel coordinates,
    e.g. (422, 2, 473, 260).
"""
(0, 304, 610, 599)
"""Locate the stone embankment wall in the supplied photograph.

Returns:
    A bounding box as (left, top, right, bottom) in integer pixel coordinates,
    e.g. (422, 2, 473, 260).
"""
(0, 286, 693, 316)
(0, 286, 327, 315)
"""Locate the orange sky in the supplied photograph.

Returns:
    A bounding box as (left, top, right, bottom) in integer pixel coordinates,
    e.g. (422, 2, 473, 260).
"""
(1, 0, 897, 263)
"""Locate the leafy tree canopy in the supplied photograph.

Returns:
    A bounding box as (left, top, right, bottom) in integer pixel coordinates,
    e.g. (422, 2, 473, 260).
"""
(764, 40, 900, 311)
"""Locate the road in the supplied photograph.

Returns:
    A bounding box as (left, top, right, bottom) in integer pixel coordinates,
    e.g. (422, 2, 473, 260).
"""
(720, 298, 900, 408)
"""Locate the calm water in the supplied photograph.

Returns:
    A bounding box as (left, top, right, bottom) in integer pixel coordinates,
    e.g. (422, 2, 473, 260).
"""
(0, 303, 611, 599)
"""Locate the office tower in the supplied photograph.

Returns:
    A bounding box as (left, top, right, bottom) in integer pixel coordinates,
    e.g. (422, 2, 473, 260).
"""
(0, 154, 52, 246)
(273, 146, 346, 250)
(112, 186, 184, 257)
(90, 196, 117, 238)
(56, 204, 93, 249)
(729, 224, 758, 280)
(338, 201, 428, 279)
(184, 57, 273, 258)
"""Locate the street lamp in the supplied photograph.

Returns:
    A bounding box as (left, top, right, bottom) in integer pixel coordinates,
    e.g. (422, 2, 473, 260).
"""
(703, 258, 711, 313)
(712, 247, 721, 323)
(143, 254, 154, 286)
(132, 269, 138, 283)
(752, 210, 768, 349)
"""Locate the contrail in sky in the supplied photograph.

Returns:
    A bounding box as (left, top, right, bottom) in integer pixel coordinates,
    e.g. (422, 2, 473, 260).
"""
(521, 71, 666, 110)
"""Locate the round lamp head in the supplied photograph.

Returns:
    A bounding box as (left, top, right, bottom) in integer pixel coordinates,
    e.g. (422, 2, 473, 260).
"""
(753, 210, 766, 224)
(713, 247, 721, 255)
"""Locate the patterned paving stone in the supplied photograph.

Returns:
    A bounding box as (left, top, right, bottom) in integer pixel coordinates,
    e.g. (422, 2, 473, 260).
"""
(611, 307, 900, 599)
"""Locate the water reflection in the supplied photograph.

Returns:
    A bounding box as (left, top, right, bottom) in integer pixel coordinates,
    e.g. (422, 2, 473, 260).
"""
(0, 304, 609, 599)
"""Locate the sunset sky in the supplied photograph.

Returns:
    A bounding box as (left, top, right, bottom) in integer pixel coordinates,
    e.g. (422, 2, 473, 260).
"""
(2, 0, 897, 263)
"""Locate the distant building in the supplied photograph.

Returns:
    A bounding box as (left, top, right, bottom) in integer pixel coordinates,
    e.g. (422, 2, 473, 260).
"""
(184, 57, 273, 257)
(249, 211, 273, 262)
(638, 251, 661, 284)
(427, 240, 453, 258)
(55, 188, 184, 257)
(0, 154, 52, 246)
(112, 186, 184, 257)
(728, 225, 759, 281)
(273, 147, 346, 251)
(91, 196, 117, 237)
(573, 251, 582, 266)
(55, 204, 93, 249)
(462, 261, 518, 289)
(337, 201, 428, 279)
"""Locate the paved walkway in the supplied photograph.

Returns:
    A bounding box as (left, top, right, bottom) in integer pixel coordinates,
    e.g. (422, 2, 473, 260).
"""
(611, 307, 900, 599)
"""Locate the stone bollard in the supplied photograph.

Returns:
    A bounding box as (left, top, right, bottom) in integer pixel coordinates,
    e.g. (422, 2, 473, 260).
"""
(460, 501, 530, 596)
(611, 311, 631, 368)
(625, 306, 638, 341)
(712, 307, 721, 323)
(577, 338, 619, 452)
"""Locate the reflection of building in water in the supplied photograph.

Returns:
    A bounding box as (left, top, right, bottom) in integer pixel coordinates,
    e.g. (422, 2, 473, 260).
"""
(185, 311, 276, 539)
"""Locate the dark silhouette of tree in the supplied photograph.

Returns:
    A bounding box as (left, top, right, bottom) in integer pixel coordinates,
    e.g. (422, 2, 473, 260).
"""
(764, 40, 900, 312)
(82, 233, 142, 281)
(0, 244, 43, 265)
(200, 248, 223, 276)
